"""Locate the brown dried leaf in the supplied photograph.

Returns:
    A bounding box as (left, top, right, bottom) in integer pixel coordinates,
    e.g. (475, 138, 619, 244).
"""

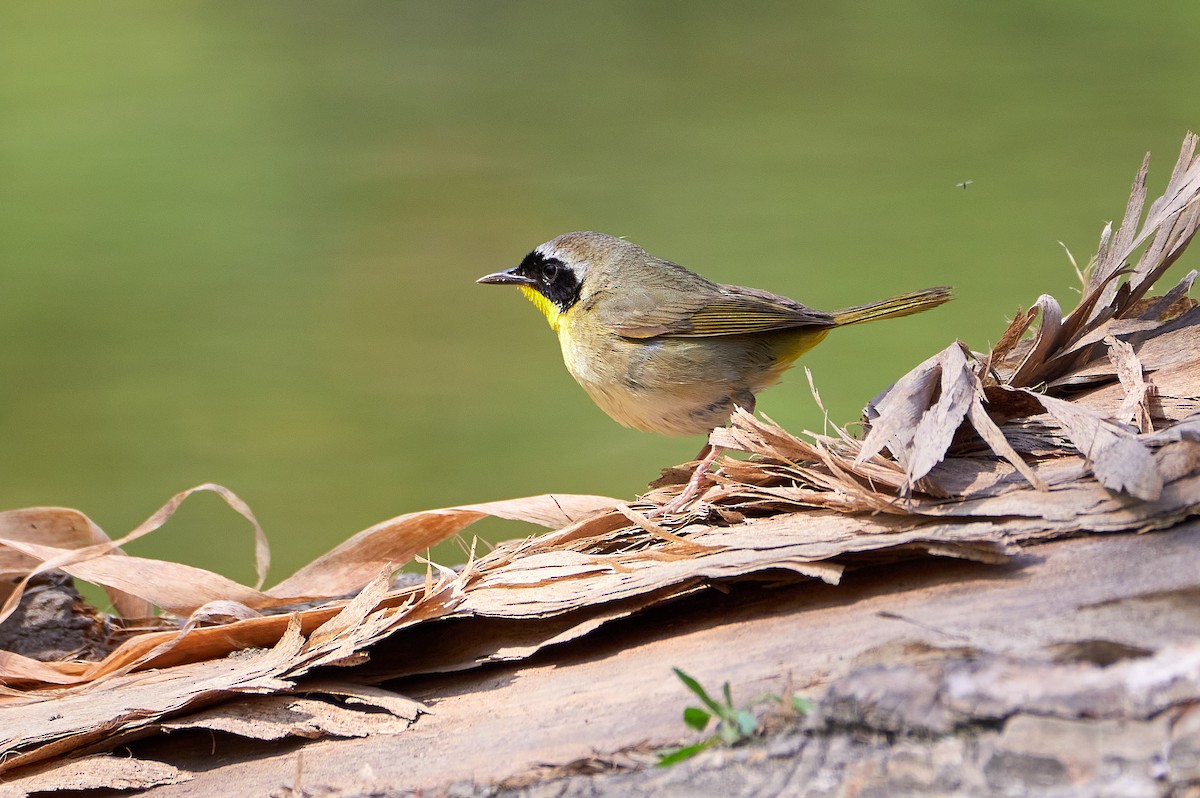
(268, 494, 620, 599)
(1139, 269, 1197, 321)
(1055, 317, 1160, 359)
(904, 344, 977, 484)
(988, 305, 1041, 374)
(857, 346, 948, 466)
(0, 508, 151, 620)
(964, 395, 1047, 490)
(1009, 294, 1064, 387)
(2, 543, 277, 618)
(1144, 414, 1200, 445)
(1050, 312, 1200, 394)
(1107, 335, 1154, 433)
(1015, 389, 1163, 500)
(185, 600, 263, 628)
(0, 485, 267, 626)
(0, 508, 108, 577)
(126, 484, 269, 590)
(1052, 266, 1133, 363)
(0, 650, 88, 687)
(1119, 133, 1200, 313)
(859, 343, 992, 490)
(1098, 151, 1152, 307)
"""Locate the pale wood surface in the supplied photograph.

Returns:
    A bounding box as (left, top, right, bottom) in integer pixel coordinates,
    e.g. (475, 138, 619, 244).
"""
(95, 521, 1199, 797)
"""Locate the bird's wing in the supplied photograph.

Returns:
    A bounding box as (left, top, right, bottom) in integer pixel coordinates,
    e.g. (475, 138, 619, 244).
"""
(605, 285, 835, 338)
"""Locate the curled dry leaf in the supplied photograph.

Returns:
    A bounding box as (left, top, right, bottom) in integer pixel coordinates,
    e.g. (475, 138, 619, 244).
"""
(0, 508, 151, 622)
(185, 600, 263, 628)
(267, 493, 622, 599)
(1009, 294, 1063, 387)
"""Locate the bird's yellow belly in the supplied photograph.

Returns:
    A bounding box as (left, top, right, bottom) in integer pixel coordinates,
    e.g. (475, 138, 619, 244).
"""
(571, 366, 729, 436)
(555, 316, 828, 437)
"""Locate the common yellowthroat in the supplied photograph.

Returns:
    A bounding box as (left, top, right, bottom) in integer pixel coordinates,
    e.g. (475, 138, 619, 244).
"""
(479, 231, 950, 511)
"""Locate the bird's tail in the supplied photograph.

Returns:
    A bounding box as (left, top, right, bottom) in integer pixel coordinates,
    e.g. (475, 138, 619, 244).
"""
(831, 286, 952, 326)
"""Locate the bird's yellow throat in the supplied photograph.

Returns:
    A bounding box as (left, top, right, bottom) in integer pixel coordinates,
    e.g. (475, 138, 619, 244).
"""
(519, 285, 564, 331)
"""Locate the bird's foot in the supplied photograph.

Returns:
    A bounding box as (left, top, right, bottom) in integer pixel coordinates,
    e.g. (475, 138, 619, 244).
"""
(647, 444, 722, 518)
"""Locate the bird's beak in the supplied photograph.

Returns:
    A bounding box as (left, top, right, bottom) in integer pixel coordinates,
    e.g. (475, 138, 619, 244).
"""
(477, 267, 537, 287)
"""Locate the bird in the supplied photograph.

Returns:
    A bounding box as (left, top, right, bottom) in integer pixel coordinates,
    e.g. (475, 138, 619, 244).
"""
(478, 231, 951, 515)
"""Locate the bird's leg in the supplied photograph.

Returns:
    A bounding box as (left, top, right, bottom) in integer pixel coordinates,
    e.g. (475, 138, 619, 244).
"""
(650, 397, 753, 517)
(650, 441, 722, 517)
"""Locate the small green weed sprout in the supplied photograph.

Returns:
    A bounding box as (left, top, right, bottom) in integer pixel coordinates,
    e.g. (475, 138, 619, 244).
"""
(656, 668, 812, 767)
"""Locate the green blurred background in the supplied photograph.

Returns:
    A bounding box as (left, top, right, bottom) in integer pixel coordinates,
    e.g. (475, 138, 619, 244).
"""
(1, 1, 1196, 589)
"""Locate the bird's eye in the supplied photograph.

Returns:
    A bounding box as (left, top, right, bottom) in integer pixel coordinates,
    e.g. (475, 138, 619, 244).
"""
(543, 261, 560, 282)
